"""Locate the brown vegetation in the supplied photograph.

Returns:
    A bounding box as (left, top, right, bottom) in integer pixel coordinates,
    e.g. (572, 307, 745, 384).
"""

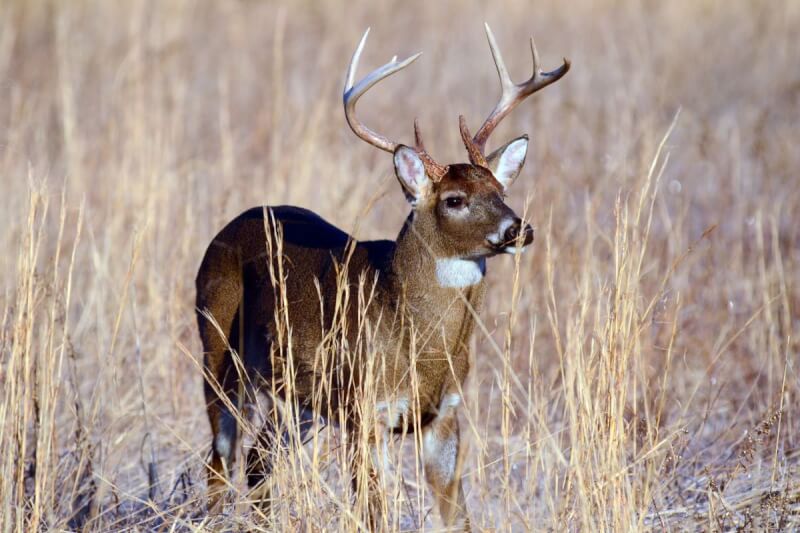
(0, 0, 798, 530)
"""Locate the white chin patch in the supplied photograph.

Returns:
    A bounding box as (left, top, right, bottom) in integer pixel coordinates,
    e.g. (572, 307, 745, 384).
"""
(503, 245, 528, 255)
(435, 258, 485, 288)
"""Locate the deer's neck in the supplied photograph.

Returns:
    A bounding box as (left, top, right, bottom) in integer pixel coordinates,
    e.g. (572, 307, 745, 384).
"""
(387, 213, 486, 304)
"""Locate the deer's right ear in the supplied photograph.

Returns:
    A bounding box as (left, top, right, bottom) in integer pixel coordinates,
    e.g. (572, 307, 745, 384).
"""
(394, 145, 431, 206)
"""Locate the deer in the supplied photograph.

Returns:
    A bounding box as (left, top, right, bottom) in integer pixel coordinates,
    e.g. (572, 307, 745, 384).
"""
(195, 24, 569, 529)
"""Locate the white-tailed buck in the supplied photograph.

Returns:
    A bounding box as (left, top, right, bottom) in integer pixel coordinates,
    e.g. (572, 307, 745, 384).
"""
(196, 24, 569, 529)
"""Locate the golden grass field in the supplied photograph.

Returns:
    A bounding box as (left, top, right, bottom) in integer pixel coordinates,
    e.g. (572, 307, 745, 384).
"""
(1, 0, 799, 530)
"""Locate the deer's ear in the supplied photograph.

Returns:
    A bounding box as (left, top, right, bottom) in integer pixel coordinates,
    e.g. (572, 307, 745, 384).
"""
(394, 145, 431, 205)
(486, 135, 528, 190)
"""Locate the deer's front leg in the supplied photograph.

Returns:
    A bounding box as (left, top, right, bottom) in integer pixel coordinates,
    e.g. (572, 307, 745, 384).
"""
(423, 393, 470, 531)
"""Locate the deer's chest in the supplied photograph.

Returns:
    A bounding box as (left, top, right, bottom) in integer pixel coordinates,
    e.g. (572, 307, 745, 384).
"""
(402, 283, 483, 400)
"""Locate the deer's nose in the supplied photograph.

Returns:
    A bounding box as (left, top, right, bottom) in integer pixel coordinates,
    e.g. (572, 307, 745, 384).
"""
(504, 224, 519, 242)
(504, 219, 534, 247)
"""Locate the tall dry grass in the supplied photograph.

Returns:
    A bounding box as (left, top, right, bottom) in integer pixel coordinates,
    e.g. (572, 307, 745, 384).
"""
(0, 0, 798, 530)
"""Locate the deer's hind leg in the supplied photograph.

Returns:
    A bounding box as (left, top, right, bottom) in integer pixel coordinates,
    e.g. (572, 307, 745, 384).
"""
(241, 313, 318, 512)
(246, 398, 316, 511)
(197, 280, 244, 511)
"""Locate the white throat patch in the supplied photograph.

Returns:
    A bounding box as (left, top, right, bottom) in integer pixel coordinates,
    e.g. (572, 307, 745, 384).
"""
(435, 258, 485, 288)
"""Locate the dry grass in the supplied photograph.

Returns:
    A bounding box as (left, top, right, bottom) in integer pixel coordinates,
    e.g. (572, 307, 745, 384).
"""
(1, 0, 799, 530)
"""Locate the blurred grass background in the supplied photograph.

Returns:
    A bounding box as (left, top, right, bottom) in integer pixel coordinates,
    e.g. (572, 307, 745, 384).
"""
(0, 0, 798, 530)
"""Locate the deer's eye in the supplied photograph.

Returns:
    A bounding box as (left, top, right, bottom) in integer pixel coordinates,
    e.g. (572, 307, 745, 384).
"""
(445, 196, 466, 209)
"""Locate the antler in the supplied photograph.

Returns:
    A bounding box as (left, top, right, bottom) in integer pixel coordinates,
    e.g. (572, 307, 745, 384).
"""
(459, 115, 487, 167)
(343, 29, 448, 179)
(470, 23, 570, 154)
(344, 29, 420, 153)
(414, 119, 449, 179)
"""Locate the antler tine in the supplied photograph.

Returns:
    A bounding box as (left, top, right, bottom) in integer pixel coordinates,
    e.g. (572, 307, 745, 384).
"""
(343, 29, 422, 153)
(414, 118, 449, 180)
(459, 115, 487, 167)
(484, 23, 514, 93)
(472, 23, 570, 152)
(344, 28, 370, 93)
(413, 118, 426, 151)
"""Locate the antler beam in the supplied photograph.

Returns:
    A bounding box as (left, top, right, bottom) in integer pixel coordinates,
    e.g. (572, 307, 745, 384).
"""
(343, 29, 447, 179)
(343, 28, 421, 153)
(471, 23, 570, 153)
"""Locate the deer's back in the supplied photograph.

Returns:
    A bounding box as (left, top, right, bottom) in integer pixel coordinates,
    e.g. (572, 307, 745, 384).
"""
(195, 206, 397, 407)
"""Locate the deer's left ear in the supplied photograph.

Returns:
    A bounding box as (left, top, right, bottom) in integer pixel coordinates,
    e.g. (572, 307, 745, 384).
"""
(486, 135, 529, 190)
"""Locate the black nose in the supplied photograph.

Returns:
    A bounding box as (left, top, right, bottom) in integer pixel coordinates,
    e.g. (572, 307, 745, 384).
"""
(504, 220, 534, 246)
(504, 224, 519, 242)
